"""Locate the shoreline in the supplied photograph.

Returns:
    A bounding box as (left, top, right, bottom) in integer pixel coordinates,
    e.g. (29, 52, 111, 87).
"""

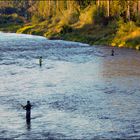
(0, 23, 140, 51)
(1, 31, 137, 52)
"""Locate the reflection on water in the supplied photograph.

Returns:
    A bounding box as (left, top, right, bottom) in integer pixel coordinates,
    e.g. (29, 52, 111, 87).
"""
(0, 33, 140, 139)
(26, 120, 31, 130)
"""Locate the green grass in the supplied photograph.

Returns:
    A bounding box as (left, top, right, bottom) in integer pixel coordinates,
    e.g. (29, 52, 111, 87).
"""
(0, 23, 23, 32)
(17, 25, 36, 34)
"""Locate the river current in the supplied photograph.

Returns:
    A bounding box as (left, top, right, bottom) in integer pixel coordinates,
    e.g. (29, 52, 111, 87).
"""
(0, 32, 140, 139)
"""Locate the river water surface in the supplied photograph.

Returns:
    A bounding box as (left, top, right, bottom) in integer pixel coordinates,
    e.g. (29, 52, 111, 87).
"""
(0, 32, 140, 139)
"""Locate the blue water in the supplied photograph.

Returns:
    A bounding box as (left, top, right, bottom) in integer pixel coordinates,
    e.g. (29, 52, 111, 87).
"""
(0, 32, 140, 139)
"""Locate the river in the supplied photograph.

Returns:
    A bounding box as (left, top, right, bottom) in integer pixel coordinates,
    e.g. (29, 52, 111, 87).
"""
(0, 32, 140, 139)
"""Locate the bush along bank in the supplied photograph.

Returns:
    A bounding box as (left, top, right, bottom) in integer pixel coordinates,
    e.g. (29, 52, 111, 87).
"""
(16, 19, 140, 50)
(0, 14, 24, 32)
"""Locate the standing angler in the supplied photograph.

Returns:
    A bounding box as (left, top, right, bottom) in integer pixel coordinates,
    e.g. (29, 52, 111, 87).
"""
(39, 56, 42, 67)
(22, 101, 32, 122)
(111, 49, 114, 56)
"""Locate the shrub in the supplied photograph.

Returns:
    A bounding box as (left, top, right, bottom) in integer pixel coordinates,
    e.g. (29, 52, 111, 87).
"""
(52, 17, 61, 25)
(0, 15, 24, 24)
(17, 25, 35, 34)
(93, 5, 106, 25)
(0, 7, 17, 15)
(60, 10, 79, 25)
(136, 16, 140, 27)
(31, 14, 44, 23)
(79, 5, 96, 25)
(111, 21, 140, 48)
(60, 25, 73, 34)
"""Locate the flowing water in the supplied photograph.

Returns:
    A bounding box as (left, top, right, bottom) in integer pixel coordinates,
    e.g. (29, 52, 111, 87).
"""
(0, 32, 140, 139)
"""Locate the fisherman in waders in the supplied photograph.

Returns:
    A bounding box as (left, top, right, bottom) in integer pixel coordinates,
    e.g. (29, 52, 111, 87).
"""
(22, 101, 32, 122)
(111, 49, 114, 56)
(39, 56, 42, 67)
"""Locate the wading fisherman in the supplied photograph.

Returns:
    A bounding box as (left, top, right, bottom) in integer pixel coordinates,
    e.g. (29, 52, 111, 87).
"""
(22, 101, 32, 122)
(39, 56, 42, 67)
(111, 49, 114, 56)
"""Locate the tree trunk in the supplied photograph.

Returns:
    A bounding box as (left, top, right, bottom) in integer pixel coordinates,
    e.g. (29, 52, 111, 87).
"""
(107, 0, 110, 17)
(96, 0, 100, 16)
(97, 0, 100, 7)
(126, 0, 130, 21)
(48, 0, 51, 16)
(138, 0, 140, 16)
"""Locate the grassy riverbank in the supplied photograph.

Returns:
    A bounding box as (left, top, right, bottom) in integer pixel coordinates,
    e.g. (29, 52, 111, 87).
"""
(1, 20, 140, 50)
(0, 23, 23, 32)
(0, 14, 24, 32)
(17, 19, 140, 50)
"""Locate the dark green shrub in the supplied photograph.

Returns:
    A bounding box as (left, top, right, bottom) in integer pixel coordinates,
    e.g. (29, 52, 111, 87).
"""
(0, 7, 17, 15)
(93, 5, 106, 25)
(0, 15, 24, 24)
(60, 25, 73, 34)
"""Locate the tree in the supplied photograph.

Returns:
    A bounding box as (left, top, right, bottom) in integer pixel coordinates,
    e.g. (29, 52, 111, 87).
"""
(126, 0, 130, 21)
(107, 0, 110, 17)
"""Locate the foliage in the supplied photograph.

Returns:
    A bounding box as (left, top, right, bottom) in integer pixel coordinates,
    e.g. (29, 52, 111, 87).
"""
(0, 23, 23, 32)
(31, 14, 44, 24)
(0, 14, 24, 24)
(17, 25, 35, 34)
(111, 21, 140, 49)
(93, 5, 107, 25)
(79, 5, 95, 25)
(0, 0, 140, 49)
(0, 7, 17, 14)
(60, 25, 73, 34)
(60, 11, 79, 25)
